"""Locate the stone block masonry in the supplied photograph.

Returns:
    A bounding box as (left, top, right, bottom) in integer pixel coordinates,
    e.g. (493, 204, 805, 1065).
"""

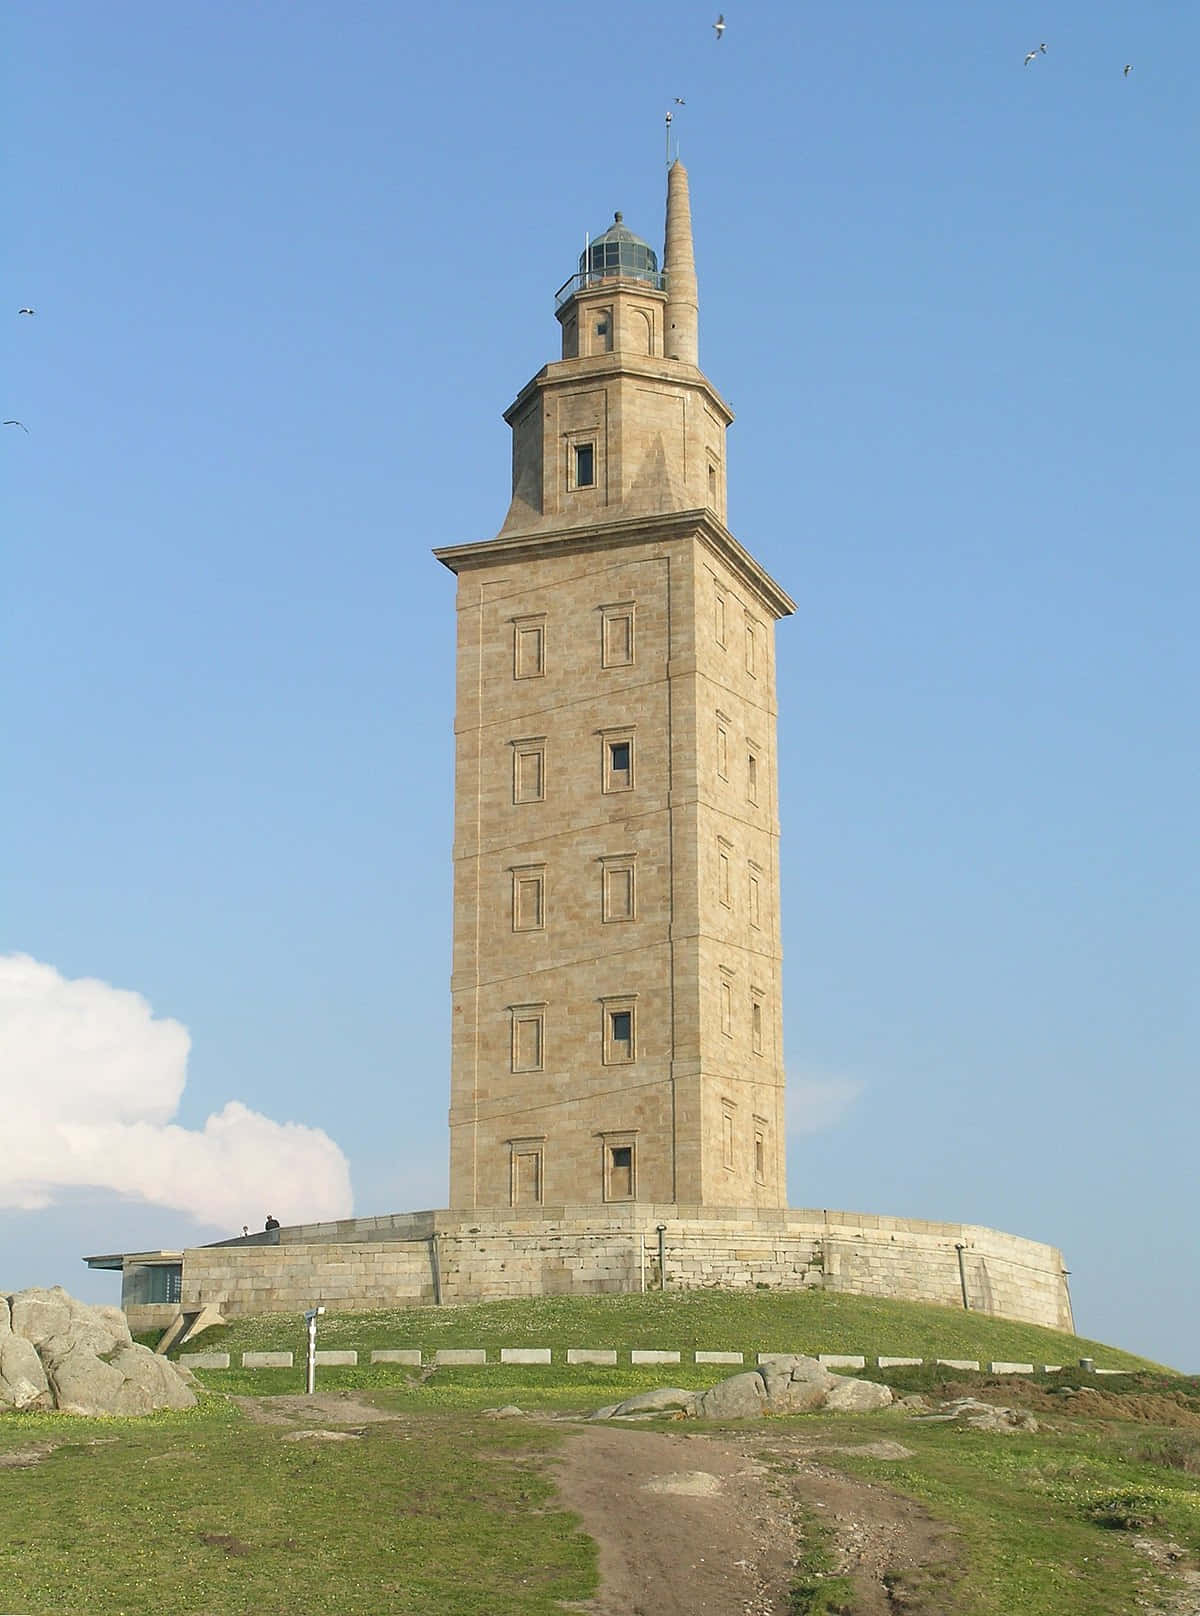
(141, 1203, 1072, 1334)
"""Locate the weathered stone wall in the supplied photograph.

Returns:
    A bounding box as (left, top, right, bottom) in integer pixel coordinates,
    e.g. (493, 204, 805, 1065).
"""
(180, 1240, 436, 1320)
(150, 1206, 1072, 1332)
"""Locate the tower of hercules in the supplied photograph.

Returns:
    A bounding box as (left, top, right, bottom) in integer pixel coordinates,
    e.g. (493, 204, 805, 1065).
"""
(436, 162, 795, 1213)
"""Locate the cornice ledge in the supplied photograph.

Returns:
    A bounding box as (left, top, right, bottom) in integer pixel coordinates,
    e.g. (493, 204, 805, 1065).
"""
(503, 356, 733, 424)
(434, 509, 795, 620)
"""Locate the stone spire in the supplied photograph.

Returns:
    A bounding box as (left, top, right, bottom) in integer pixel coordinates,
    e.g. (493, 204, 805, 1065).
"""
(663, 158, 699, 365)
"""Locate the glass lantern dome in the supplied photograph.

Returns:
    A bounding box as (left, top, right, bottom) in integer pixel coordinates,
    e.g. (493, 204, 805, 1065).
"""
(580, 213, 659, 281)
(556, 212, 664, 307)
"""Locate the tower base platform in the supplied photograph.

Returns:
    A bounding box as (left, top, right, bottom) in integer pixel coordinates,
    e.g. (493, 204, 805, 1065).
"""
(93, 1205, 1073, 1335)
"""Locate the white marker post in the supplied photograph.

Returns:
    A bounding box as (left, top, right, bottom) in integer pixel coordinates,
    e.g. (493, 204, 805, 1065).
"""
(304, 1305, 325, 1394)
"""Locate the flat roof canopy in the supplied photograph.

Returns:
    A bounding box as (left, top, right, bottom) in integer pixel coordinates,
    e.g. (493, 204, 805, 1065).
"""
(83, 1250, 183, 1270)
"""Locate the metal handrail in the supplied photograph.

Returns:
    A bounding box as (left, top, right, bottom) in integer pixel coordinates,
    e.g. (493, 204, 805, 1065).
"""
(554, 269, 667, 309)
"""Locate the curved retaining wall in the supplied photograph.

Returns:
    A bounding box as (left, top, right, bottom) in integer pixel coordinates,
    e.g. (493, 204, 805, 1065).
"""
(138, 1204, 1071, 1334)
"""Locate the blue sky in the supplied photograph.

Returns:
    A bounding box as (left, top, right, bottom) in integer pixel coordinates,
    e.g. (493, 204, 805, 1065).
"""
(4, 2, 1196, 1368)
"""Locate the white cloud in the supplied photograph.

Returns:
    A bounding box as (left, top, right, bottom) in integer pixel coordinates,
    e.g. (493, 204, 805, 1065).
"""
(0, 954, 353, 1229)
(786, 1071, 864, 1136)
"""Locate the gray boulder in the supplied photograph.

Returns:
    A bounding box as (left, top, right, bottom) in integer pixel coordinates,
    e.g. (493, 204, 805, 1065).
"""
(691, 1371, 767, 1421)
(0, 1333, 53, 1411)
(823, 1376, 894, 1413)
(941, 1397, 1038, 1433)
(107, 1347, 197, 1416)
(760, 1355, 836, 1414)
(43, 1341, 127, 1416)
(9, 1287, 73, 1349)
(92, 1305, 133, 1349)
(3, 1286, 195, 1416)
(607, 1387, 696, 1417)
(685, 1358, 894, 1423)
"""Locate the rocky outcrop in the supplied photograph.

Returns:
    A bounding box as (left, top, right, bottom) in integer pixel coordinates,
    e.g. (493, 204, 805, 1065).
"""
(914, 1397, 1039, 1433)
(0, 1287, 196, 1416)
(598, 1356, 894, 1422)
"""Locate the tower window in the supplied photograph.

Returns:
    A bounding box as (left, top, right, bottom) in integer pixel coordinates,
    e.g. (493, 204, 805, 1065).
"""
(603, 1139, 636, 1201)
(751, 991, 764, 1054)
(748, 868, 762, 929)
(510, 1004, 546, 1074)
(747, 749, 759, 804)
(601, 855, 636, 922)
(509, 1135, 546, 1207)
(513, 616, 546, 679)
(513, 1150, 541, 1205)
(754, 1127, 766, 1184)
(600, 601, 635, 668)
(511, 865, 545, 932)
(575, 442, 595, 487)
(512, 738, 546, 804)
(716, 716, 729, 779)
(601, 730, 634, 793)
(602, 997, 637, 1064)
(722, 1103, 735, 1170)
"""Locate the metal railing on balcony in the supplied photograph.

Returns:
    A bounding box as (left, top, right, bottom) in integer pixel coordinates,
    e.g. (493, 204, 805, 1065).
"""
(555, 268, 667, 309)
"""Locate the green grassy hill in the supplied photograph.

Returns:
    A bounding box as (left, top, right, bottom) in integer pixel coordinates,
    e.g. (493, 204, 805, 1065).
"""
(181, 1288, 1167, 1366)
(5, 1292, 1197, 1615)
(174, 1288, 1168, 1399)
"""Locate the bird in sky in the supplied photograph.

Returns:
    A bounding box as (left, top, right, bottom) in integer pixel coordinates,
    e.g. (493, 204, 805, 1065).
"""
(674, 97, 686, 106)
(1041, 43, 1048, 53)
(713, 14, 725, 41)
(1124, 63, 1133, 77)
(1024, 50, 1038, 66)
(18, 307, 35, 316)
(666, 109, 673, 125)
(4, 419, 30, 433)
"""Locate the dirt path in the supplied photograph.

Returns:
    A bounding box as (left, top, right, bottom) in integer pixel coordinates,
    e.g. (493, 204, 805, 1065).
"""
(230, 1391, 401, 1425)
(552, 1422, 960, 1616)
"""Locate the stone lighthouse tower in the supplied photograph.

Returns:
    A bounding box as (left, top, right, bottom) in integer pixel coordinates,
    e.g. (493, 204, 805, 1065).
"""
(436, 162, 795, 1213)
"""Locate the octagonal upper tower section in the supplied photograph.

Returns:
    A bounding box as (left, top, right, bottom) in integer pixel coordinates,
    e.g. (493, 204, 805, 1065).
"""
(498, 161, 732, 537)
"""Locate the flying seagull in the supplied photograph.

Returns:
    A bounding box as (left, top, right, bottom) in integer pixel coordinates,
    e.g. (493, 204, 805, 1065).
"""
(1041, 43, 1048, 53)
(18, 307, 35, 316)
(713, 14, 725, 41)
(674, 97, 686, 105)
(1124, 63, 1133, 77)
(4, 419, 29, 433)
(1024, 50, 1038, 66)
